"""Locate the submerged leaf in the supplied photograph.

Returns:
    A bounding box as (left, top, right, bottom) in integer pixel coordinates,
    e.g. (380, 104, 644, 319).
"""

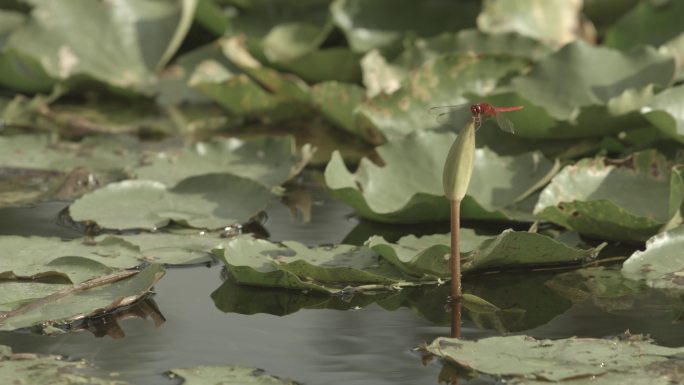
(0, 345, 128, 384)
(424, 334, 684, 384)
(69, 175, 272, 230)
(167, 365, 298, 385)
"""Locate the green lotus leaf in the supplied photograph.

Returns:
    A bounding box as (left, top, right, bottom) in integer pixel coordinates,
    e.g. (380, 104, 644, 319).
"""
(0, 9, 54, 93)
(0, 345, 128, 385)
(4, 0, 196, 91)
(642, 84, 684, 143)
(189, 38, 311, 120)
(0, 264, 164, 332)
(622, 226, 684, 290)
(477, 0, 582, 48)
(583, 0, 641, 32)
(167, 365, 298, 385)
(133, 136, 308, 188)
(535, 150, 683, 242)
(111, 231, 228, 265)
(604, 0, 684, 50)
(424, 334, 684, 385)
(330, 0, 479, 53)
(273, 47, 362, 84)
(69, 175, 272, 230)
(324, 131, 558, 223)
(510, 40, 675, 122)
(0, 235, 143, 283)
(214, 235, 417, 294)
(395, 30, 552, 70)
(216, 229, 599, 294)
(310, 81, 383, 143)
(0, 134, 141, 172)
(358, 54, 528, 141)
(366, 229, 601, 277)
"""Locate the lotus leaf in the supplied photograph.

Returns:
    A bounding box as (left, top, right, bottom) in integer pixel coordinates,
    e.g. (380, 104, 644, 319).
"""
(622, 226, 684, 290)
(133, 136, 307, 188)
(477, 0, 582, 48)
(604, 0, 684, 50)
(69, 175, 272, 230)
(310, 81, 381, 143)
(214, 235, 416, 294)
(217, 229, 599, 294)
(510, 40, 674, 123)
(325, 131, 558, 223)
(113, 232, 227, 265)
(395, 30, 552, 70)
(167, 365, 297, 385)
(0, 235, 142, 283)
(330, 0, 479, 53)
(5, 0, 196, 91)
(357, 54, 528, 140)
(425, 334, 684, 385)
(535, 150, 684, 242)
(0, 345, 127, 385)
(366, 230, 602, 277)
(0, 264, 164, 332)
(641, 84, 684, 143)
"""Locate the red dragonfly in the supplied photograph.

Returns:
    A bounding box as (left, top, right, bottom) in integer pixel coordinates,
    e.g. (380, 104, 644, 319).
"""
(429, 103, 524, 133)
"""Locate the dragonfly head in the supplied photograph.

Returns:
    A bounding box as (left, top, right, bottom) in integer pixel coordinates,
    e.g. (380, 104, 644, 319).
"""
(470, 104, 482, 116)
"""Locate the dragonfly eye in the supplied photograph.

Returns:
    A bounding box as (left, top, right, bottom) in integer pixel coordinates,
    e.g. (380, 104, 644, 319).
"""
(469, 105, 480, 116)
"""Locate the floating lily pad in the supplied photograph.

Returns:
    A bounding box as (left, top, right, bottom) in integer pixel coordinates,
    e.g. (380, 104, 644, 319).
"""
(622, 226, 684, 290)
(0, 264, 164, 332)
(424, 334, 684, 385)
(535, 151, 683, 242)
(69, 175, 272, 230)
(214, 235, 417, 294)
(641, 84, 684, 143)
(358, 54, 528, 140)
(216, 229, 599, 294)
(0, 345, 127, 385)
(477, 0, 583, 48)
(167, 365, 298, 385)
(0, 235, 142, 283)
(133, 136, 308, 188)
(367, 230, 602, 277)
(510, 40, 674, 125)
(5, 0, 196, 91)
(325, 131, 558, 223)
(330, 0, 479, 53)
(113, 232, 227, 265)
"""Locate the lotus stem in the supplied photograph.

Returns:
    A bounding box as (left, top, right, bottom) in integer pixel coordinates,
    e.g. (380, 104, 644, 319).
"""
(450, 199, 462, 301)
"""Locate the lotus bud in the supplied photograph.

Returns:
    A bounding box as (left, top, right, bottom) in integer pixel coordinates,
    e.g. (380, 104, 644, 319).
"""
(443, 119, 476, 201)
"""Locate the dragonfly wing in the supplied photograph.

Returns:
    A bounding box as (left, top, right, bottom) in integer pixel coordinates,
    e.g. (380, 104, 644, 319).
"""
(494, 111, 515, 134)
(429, 104, 470, 127)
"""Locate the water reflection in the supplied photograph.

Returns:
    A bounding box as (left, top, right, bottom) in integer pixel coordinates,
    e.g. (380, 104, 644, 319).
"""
(77, 297, 165, 339)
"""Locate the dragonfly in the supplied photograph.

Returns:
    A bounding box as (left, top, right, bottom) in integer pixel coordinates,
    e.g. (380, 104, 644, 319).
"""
(429, 103, 524, 133)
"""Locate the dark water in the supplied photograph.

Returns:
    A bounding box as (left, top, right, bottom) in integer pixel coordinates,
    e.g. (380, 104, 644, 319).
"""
(0, 185, 683, 384)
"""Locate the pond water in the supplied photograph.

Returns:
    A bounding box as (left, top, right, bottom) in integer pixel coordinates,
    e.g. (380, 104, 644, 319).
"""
(0, 182, 682, 384)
